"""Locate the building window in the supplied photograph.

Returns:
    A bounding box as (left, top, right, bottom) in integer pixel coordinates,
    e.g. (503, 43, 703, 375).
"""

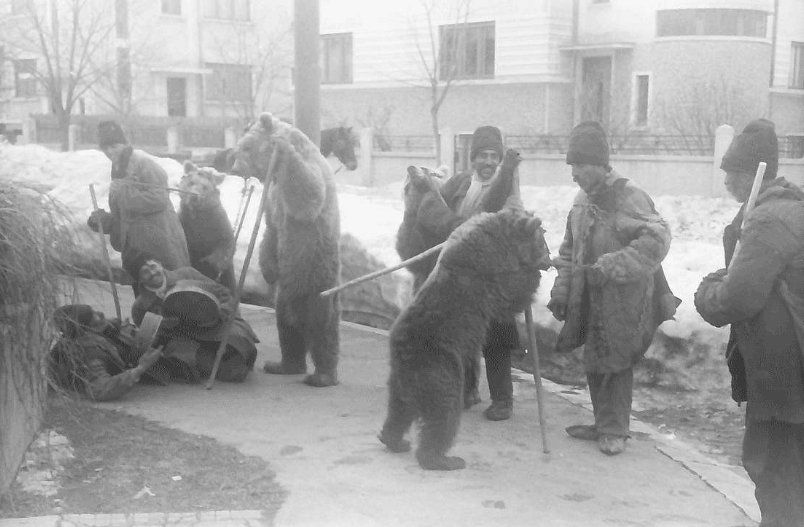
(161, 0, 181, 15)
(791, 42, 804, 89)
(439, 21, 495, 80)
(633, 74, 650, 127)
(14, 59, 37, 98)
(202, 0, 249, 21)
(321, 33, 352, 84)
(205, 63, 252, 102)
(657, 9, 767, 38)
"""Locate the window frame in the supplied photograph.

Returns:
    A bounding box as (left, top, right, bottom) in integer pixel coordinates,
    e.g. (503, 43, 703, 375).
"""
(320, 32, 353, 85)
(656, 9, 767, 38)
(790, 42, 804, 90)
(161, 0, 182, 16)
(202, 0, 250, 21)
(14, 58, 37, 98)
(631, 72, 651, 128)
(439, 21, 495, 81)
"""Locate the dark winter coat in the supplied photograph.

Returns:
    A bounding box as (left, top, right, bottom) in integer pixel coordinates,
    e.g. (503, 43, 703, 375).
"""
(107, 148, 190, 278)
(695, 178, 804, 424)
(550, 171, 678, 373)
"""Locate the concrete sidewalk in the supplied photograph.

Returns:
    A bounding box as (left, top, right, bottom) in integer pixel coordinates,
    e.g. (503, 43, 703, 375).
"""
(4, 279, 760, 527)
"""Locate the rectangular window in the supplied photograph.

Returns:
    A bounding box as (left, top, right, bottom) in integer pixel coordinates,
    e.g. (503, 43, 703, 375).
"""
(205, 63, 252, 102)
(633, 74, 650, 126)
(321, 33, 352, 84)
(14, 59, 37, 98)
(202, 0, 249, 21)
(439, 21, 495, 80)
(161, 0, 181, 15)
(11, 0, 26, 14)
(791, 42, 804, 89)
(657, 9, 766, 38)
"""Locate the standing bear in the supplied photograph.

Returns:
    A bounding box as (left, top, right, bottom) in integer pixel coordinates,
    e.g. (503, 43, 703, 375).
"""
(178, 161, 237, 293)
(231, 113, 341, 387)
(379, 209, 550, 470)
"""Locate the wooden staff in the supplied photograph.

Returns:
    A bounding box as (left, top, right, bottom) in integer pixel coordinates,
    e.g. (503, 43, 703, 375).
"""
(729, 161, 767, 267)
(89, 184, 121, 321)
(319, 241, 446, 297)
(233, 184, 255, 243)
(206, 146, 279, 389)
(524, 306, 550, 454)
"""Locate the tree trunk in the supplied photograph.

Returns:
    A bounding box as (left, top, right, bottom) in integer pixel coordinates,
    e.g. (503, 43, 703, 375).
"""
(57, 110, 71, 152)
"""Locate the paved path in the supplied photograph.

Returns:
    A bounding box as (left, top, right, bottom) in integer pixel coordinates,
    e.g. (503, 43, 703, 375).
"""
(2, 279, 760, 527)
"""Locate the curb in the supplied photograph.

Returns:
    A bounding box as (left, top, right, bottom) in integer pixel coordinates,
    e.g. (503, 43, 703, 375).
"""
(511, 369, 761, 524)
(0, 510, 267, 527)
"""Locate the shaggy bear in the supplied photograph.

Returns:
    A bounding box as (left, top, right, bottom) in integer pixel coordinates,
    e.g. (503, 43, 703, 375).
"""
(379, 209, 550, 470)
(178, 161, 237, 293)
(230, 113, 341, 388)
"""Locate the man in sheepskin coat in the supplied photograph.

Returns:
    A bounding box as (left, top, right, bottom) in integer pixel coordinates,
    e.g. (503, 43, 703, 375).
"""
(548, 121, 678, 456)
(695, 119, 804, 527)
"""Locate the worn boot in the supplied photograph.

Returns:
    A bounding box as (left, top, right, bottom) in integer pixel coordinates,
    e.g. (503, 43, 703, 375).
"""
(598, 434, 627, 456)
(566, 424, 599, 441)
(483, 400, 513, 421)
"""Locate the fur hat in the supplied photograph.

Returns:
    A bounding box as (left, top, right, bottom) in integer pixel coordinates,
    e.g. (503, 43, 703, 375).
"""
(720, 118, 778, 180)
(470, 125, 504, 161)
(566, 121, 609, 166)
(98, 120, 128, 149)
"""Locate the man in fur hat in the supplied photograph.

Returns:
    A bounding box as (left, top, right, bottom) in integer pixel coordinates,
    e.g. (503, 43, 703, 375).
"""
(695, 118, 804, 526)
(397, 125, 525, 421)
(548, 121, 678, 455)
(87, 120, 190, 295)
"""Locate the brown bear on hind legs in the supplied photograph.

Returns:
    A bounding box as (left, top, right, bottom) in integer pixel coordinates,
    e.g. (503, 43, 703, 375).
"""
(379, 209, 550, 470)
(230, 113, 341, 388)
(178, 161, 237, 293)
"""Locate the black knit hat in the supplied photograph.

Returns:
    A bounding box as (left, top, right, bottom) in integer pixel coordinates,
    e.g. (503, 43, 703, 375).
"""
(98, 120, 128, 149)
(566, 121, 609, 166)
(720, 118, 778, 180)
(470, 125, 504, 161)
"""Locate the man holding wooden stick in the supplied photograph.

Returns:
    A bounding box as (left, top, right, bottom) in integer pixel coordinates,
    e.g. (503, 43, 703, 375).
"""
(396, 125, 524, 421)
(695, 119, 804, 527)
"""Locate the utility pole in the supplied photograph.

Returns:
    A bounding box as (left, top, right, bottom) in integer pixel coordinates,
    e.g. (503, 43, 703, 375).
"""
(294, 0, 320, 146)
(115, 0, 131, 114)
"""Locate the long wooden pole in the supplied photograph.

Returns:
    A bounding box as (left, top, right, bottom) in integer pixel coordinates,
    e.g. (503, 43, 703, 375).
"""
(729, 161, 767, 267)
(319, 241, 446, 297)
(524, 306, 550, 454)
(89, 184, 122, 321)
(206, 146, 279, 389)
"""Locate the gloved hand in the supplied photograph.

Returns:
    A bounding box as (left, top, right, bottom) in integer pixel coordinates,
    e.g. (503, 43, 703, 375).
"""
(87, 209, 113, 234)
(547, 298, 567, 322)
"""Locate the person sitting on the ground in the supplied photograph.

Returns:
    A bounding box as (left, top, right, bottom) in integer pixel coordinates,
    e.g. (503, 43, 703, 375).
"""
(49, 304, 166, 401)
(130, 256, 258, 383)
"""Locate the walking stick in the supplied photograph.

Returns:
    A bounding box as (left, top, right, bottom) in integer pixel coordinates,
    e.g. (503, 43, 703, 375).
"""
(320, 241, 446, 297)
(233, 184, 255, 243)
(524, 306, 550, 454)
(729, 161, 766, 267)
(89, 184, 122, 321)
(206, 146, 279, 389)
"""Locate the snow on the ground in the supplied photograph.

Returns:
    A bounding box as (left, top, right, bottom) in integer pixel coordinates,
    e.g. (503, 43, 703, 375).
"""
(0, 142, 733, 353)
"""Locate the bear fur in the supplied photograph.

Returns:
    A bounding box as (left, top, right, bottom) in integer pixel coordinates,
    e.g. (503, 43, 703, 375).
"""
(231, 113, 341, 387)
(379, 209, 549, 470)
(178, 161, 237, 293)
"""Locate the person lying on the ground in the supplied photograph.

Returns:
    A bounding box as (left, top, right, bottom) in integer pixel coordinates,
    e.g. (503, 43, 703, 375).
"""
(130, 256, 258, 383)
(49, 304, 166, 401)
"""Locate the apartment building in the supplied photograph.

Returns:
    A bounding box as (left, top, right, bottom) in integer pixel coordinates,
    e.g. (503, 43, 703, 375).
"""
(318, 0, 804, 139)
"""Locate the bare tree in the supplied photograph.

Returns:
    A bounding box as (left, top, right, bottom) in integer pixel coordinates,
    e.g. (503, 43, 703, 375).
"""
(356, 105, 395, 152)
(0, 0, 120, 150)
(410, 0, 472, 164)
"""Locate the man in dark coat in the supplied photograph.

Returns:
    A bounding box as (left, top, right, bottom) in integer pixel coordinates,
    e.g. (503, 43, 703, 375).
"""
(695, 118, 804, 527)
(87, 120, 190, 295)
(396, 125, 525, 421)
(548, 121, 678, 455)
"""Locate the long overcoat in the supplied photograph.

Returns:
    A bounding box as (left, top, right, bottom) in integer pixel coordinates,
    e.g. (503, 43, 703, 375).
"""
(550, 171, 678, 373)
(695, 178, 804, 424)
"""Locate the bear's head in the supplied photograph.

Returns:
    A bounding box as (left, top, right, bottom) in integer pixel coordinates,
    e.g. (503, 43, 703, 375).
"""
(230, 112, 320, 182)
(436, 209, 551, 314)
(403, 165, 448, 214)
(179, 160, 225, 211)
